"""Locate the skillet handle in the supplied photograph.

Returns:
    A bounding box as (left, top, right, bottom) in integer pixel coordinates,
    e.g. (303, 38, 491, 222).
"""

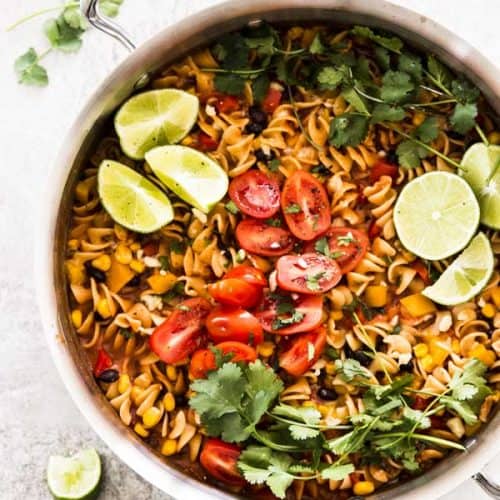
(79, 0, 136, 52)
(473, 472, 500, 499)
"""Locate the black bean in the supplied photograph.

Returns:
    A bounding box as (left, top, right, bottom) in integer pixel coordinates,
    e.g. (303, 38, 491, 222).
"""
(399, 361, 414, 372)
(249, 105, 268, 124)
(245, 122, 265, 135)
(126, 274, 141, 287)
(385, 150, 398, 165)
(317, 387, 338, 401)
(344, 344, 372, 366)
(84, 261, 106, 283)
(175, 394, 188, 407)
(254, 148, 275, 163)
(97, 369, 119, 383)
(447, 130, 463, 140)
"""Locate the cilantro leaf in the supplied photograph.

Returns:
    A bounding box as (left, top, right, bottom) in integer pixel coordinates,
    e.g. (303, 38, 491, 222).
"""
(328, 113, 369, 147)
(316, 65, 349, 90)
(398, 52, 422, 82)
(268, 158, 280, 172)
(309, 33, 327, 54)
(335, 358, 370, 382)
(415, 116, 439, 143)
(44, 15, 85, 52)
(99, 0, 124, 17)
(314, 237, 331, 257)
(452, 77, 480, 104)
(374, 47, 391, 71)
(252, 73, 270, 103)
(320, 463, 355, 481)
(401, 407, 431, 430)
(214, 73, 246, 95)
(213, 33, 249, 69)
(14, 48, 48, 86)
(284, 203, 301, 214)
(351, 26, 403, 53)
(272, 404, 321, 426)
(450, 102, 477, 134)
(396, 140, 423, 168)
(306, 272, 325, 292)
(371, 103, 405, 124)
(427, 55, 453, 91)
(63, 4, 87, 29)
(380, 71, 414, 103)
(341, 87, 370, 115)
(225, 200, 240, 214)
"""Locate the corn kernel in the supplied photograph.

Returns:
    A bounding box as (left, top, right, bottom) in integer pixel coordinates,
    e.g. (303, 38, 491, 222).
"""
(181, 136, 194, 146)
(412, 111, 426, 127)
(163, 392, 176, 412)
(429, 338, 449, 365)
(318, 404, 330, 417)
(330, 310, 343, 321)
(258, 341, 275, 357)
(452, 338, 461, 354)
(68, 239, 79, 251)
(96, 298, 112, 319)
(465, 421, 482, 437)
(421, 354, 435, 372)
(134, 423, 149, 438)
(481, 303, 496, 319)
(414, 343, 428, 358)
(147, 272, 177, 294)
(75, 180, 91, 203)
(491, 287, 500, 308)
(143, 406, 163, 428)
(130, 259, 145, 274)
(130, 386, 142, 405)
(325, 362, 336, 375)
(364, 285, 388, 308)
(71, 309, 82, 328)
(115, 244, 132, 265)
(130, 243, 141, 252)
(66, 261, 85, 285)
(401, 293, 436, 317)
(487, 131, 500, 145)
(353, 481, 375, 496)
(118, 374, 131, 394)
(114, 224, 128, 241)
(302, 401, 316, 408)
(469, 344, 496, 367)
(161, 439, 177, 456)
(91, 254, 111, 272)
(288, 26, 304, 40)
(166, 366, 177, 381)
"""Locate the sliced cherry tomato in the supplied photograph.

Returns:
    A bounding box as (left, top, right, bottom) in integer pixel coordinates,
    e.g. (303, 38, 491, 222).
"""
(276, 253, 341, 294)
(412, 260, 431, 285)
(200, 438, 245, 487)
(281, 170, 331, 241)
(370, 160, 398, 182)
(236, 219, 294, 257)
(229, 170, 280, 219)
(208, 278, 262, 308)
(225, 265, 267, 288)
(206, 307, 264, 345)
(256, 294, 323, 335)
(197, 133, 218, 152)
(279, 327, 327, 376)
(142, 241, 159, 257)
(217, 341, 257, 363)
(306, 227, 369, 274)
(213, 94, 239, 114)
(412, 396, 430, 411)
(262, 87, 282, 114)
(149, 298, 211, 363)
(368, 219, 381, 239)
(93, 348, 112, 377)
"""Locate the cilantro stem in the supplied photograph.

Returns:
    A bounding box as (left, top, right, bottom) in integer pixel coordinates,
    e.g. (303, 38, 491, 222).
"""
(375, 432, 464, 450)
(419, 84, 448, 97)
(267, 412, 351, 431)
(252, 430, 304, 452)
(38, 48, 52, 61)
(475, 124, 489, 146)
(422, 70, 453, 97)
(275, 48, 306, 56)
(353, 85, 384, 104)
(203, 67, 267, 75)
(409, 99, 457, 108)
(6, 2, 80, 31)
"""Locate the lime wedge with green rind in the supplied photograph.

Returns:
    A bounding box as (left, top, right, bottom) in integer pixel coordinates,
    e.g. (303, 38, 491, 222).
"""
(460, 142, 500, 229)
(422, 232, 494, 306)
(47, 448, 101, 500)
(114, 89, 199, 159)
(393, 171, 480, 260)
(98, 160, 173, 233)
(145, 145, 228, 213)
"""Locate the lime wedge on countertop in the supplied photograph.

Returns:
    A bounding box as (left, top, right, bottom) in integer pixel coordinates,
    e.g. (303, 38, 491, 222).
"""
(47, 448, 101, 500)
(114, 89, 199, 159)
(460, 142, 500, 229)
(145, 145, 228, 213)
(98, 160, 173, 233)
(393, 171, 480, 260)
(422, 232, 494, 305)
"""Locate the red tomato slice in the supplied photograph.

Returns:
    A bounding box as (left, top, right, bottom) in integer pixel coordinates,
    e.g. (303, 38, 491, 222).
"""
(236, 219, 294, 257)
(142, 241, 159, 256)
(200, 439, 245, 487)
(370, 160, 398, 182)
(208, 278, 262, 308)
(217, 341, 257, 363)
(276, 253, 341, 295)
(262, 87, 282, 113)
(93, 348, 112, 377)
(149, 298, 211, 364)
(225, 265, 267, 288)
(412, 260, 431, 285)
(213, 94, 239, 114)
(279, 327, 327, 376)
(368, 219, 381, 239)
(206, 307, 264, 345)
(281, 170, 331, 241)
(229, 170, 280, 219)
(256, 294, 323, 335)
(306, 227, 369, 274)
(197, 133, 218, 151)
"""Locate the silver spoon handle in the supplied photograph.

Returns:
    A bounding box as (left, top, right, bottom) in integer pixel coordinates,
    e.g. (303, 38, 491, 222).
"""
(473, 472, 500, 499)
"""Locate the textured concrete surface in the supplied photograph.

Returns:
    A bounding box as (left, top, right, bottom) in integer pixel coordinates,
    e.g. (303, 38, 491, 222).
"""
(1, 1, 499, 499)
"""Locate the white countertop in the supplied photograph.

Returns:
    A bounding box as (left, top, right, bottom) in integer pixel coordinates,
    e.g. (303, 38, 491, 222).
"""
(1, 1, 499, 498)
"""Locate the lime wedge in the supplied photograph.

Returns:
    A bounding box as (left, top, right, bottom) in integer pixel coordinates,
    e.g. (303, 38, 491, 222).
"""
(47, 448, 101, 500)
(393, 171, 480, 260)
(422, 232, 494, 305)
(145, 145, 228, 213)
(98, 160, 173, 233)
(460, 142, 500, 229)
(114, 89, 199, 159)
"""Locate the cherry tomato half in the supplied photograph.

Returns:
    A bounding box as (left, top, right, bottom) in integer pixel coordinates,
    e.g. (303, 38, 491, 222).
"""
(412, 260, 432, 285)
(368, 219, 381, 239)
(281, 170, 331, 241)
(206, 307, 264, 345)
(229, 170, 280, 219)
(213, 93, 239, 114)
(225, 265, 267, 288)
(262, 87, 282, 114)
(93, 348, 112, 377)
(370, 160, 398, 182)
(189, 342, 257, 379)
(236, 219, 294, 257)
(276, 253, 341, 295)
(208, 278, 263, 308)
(256, 294, 323, 335)
(197, 133, 218, 152)
(149, 298, 211, 364)
(200, 438, 245, 487)
(306, 227, 369, 274)
(279, 327, 327, 377)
